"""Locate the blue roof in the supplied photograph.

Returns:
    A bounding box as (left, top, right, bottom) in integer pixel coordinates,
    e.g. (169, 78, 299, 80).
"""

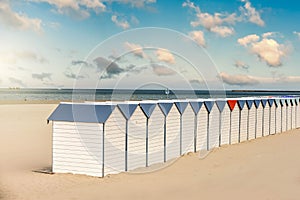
(139, 103, 156, 118)
(48, 103, 116, 123)
(261, 99, 268, 108)
(237, 100, 246, 110)
(204, 101, 214, 113)
(254, 99, 261, 108)
(268, 99, 274, 107)
(246, 100, 254, 109)
(215, 100, 226, 112)
(158, 103, 173, 116)
(174, 101, 188, 115)
(189, 101, 203, 114)
(118, 104, 138, 120)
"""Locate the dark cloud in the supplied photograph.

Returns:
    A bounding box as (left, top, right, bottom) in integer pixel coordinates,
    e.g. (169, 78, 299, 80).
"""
(234, 60, 249, 71)
(71, 60, 92, 67)
(94, 57, 124, 79)
(9, 77, 26, 87)
(64, 70, 86, 79)
(32, 73, 52, 81)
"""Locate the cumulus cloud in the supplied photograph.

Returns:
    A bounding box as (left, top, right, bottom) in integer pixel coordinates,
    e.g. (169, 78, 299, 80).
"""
(111, 15, 130, 29)
(0, 50, 48, 64)
(152, 63, 176, 76)
(31, 0, 106, 19)
(155, 48, 175, 64)
(124, 42, 146, 58)
(210, 26, 234, 37)
(237, 34, 260, 47)
(32, 73, 52, 81)
(294, 31, 300, 39)
(240, 0, 264, 26)
(234, 60, 249, 71)
(238, 33, 290, 67)
(218, 72, 258, 86)
(9, 77, 26, 87)
(188, 30, 206, 47)
(0, 1, 42, 33)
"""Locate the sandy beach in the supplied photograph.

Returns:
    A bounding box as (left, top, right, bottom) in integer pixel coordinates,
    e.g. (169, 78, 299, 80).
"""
(1, 103, 300, 200)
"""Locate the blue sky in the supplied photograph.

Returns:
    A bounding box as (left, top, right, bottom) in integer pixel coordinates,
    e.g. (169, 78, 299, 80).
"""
(0, 0, 299, 90)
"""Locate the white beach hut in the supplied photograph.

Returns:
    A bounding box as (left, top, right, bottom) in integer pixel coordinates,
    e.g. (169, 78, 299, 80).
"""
(189, 100, 203, 152)
(158, 101, 180, 161)
(48, 102, 126, 177)
(118, 103, 146, 171)
(285, 99, 292, 131)
(291, 99, 296, 129)
(174, 101, 194, 155)
(268, 99, 276, 135)
(227, 100, 239, 144)
(215, 100, 229, 146)
(281, 99, 287, 132)
(204, 100, 219, 150)
(261, 99, 270, 137)
(246, 99, 256, 140)
(296, 98, 300, 128)
(254, 99, 263, 138)
(237, 99, 247, 142)
(274, 99, 282, 134)
(196, 101, 208, 152)
(139, 102, 164, 167)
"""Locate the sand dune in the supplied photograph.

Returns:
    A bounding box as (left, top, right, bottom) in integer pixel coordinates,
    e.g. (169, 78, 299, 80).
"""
(1, 104, 300, 200)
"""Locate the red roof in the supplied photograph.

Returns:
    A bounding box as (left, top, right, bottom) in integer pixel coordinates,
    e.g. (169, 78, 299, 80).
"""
(227, 100, 237, 111)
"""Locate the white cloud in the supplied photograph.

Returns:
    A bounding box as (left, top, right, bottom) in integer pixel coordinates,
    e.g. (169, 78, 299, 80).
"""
(238, 33, 290, 67)
(240, 0, 264, 26)
(262, 32, 275, 38)
(219, 72, 258, 86)
(237, 34, 260, 47)
(0, 1, 42, 33)
(111, 0, 156, 8)
(294, 31, 300, 39)
(189, 30, 206, 47)
(0, 50, 48, 64)
(111, 15, 130, 29)
(152, 63, 175, 76)
(210, 26, 234, 37)
(124, 42, 146, 58)
(155, 48, 175, 64)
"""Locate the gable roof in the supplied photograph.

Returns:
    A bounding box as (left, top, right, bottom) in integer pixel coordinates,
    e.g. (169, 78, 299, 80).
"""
(204, 100, 214, 113)
(174, 101, 188, 115)
(118, 103, 138, 120)
(215, 100, 226, 112)
(227, 100, 237, 111)
(246, 99, 254, 109)
(139, 103, 156, 118)
(189, 101, 203, 114)
(158, 102, 173, 116)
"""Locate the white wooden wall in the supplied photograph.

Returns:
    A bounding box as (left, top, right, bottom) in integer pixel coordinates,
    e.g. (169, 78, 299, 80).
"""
(256, 106, 263, 138)
(220, 106, 230, 146)
(291, 104, 296, 129)
(197, 106, 208, 151)
(248, 107, 256, 140)
(239, 108, 248, 142)
(230, 107, 239, 144)
(208, 105, 219, 150)
(282, 105, 287, 132)
(127, 107, 146, 171)
(275, 106, 281, 134)
(104, 108, 126, 175)
(166, 106, 180, 161)
(53, 121, 103, 177)
(297, 103, 300, 128)
(148, 106, 164, 166)
(263, 104, 270, 137)
(181, 104, 195, 154)
(269, 105, 276, 135)
(286, 104, 291, 131)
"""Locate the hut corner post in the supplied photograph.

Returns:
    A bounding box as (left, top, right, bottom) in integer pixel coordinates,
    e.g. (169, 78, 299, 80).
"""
(180, 116, 183, 155)
(102, 123, 105, 178)
(163, 116, 167, 163)
(125, 120, 128, 172)
(229, 111, 232, 145)
(146, 118, 149, 167)
(269, 106, 271, 135)
(247, 109, 250, 140)
(262, 108, 265, 137)
(219, 111, 222, 147)
(207, 112, 210, 151)
(255, 108, 257, 139)
(238, 109, 241, 143)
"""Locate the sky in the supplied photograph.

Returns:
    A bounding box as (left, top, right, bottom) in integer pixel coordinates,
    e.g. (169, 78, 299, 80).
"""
(0, 0, 300, 90)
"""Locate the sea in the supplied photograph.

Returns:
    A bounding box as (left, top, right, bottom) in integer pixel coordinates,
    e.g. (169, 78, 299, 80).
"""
(1, 88, 300, 101)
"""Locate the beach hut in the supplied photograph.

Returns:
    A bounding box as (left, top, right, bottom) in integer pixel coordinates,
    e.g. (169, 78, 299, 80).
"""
(174, 101, 194, 155)
(254, 99, 263, 138)
(246, 99, 256, 140)
(296, 98, 300, 128)
(189, 100, 203, 152)
(261, 99, 270, 137)
(227, 99, 239, 144)
(237, 99, 247, 142)
(274, 99, 282, 134)
(204, 100, 219, 150)
(285, 99, 292, 131)
(216, 100, 229, 146)
(281, 99, 287, 132)
(158, 101, 180, 161)
(139, 102, 164, 167)
(196, 101, 208, 152)
(268, 99, 276, 135)
(118, 102, 146, 171)
(291, 99, 296, 129)
(48, 102, 126, 177)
